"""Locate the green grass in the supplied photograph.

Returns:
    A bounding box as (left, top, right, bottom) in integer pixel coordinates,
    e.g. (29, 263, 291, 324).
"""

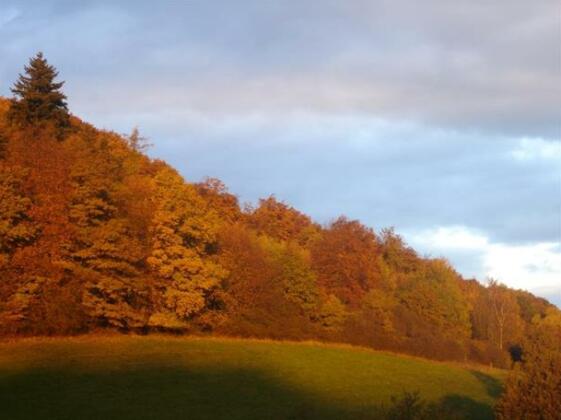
(0, 336, 505, 419)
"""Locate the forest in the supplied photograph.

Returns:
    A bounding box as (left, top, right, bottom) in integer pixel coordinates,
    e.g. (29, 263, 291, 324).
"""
(0, 54, 559, 417)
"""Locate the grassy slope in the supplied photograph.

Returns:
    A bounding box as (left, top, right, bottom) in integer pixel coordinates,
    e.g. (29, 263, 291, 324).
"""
(0, 336, 505, 419)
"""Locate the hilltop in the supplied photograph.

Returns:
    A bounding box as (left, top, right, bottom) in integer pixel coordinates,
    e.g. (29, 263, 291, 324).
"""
(0, 54, 559, 372)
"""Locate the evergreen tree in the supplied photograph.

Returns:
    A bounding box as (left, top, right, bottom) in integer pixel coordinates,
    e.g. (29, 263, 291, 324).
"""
(8, 52, 69, 130)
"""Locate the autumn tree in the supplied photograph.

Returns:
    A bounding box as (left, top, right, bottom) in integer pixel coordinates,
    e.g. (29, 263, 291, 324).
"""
(248, 196, 319, 245)
(269, 242, 319, 314)
(0, 164, 39, 332)
(486, 279, 523, 351)
(311, 217, 380, 306)
(217, 224, 284, 333)
(379, 228, 420, 276)
(0, 130, 7, 159)
(126, 127, 152, 153)
(147, 166, 227, 329)
(394, 259, 471, 360)
(0, 165, 37, 267)
(196, 178, 242, 225)
(8, 52, 69, 131)
(63, 130, 147, 329)
(496, 309, 561, 419)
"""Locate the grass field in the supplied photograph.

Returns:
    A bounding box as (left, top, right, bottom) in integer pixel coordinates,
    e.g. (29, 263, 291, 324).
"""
(0, 336, 505, 419)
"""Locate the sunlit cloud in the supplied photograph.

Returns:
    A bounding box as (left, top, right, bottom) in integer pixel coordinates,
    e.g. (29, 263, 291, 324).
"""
(510, 137, 561, 161)
(409, 225, 561, 306)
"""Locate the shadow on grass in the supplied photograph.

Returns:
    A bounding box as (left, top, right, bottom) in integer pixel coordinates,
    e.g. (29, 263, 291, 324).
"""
(470, 370, 503, 398)
(0, 365, 495, 420)
(438, 394, 495, 420)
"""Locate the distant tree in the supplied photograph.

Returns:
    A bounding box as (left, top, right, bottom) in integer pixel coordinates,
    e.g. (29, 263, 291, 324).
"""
(248, 196, 319, 246)
(311, 217, 380, 306)
(315, 293, 348, 329)
(379, 228, 419, 275)
(8, 52, 69, 131)
(127, 127, 152, 153)
(487, 279, 522, 351)
(397, 259, 471, 340)
(196, 178, 242, 224)
(265, 240, 320, 315)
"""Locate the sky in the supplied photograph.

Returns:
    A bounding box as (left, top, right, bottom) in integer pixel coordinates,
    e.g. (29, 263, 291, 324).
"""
(0, 0, 560, 306)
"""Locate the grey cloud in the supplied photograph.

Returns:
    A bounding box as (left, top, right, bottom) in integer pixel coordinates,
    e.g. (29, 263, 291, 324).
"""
(1, 0, 559, 137)
(94, 111, 559, 246)
(1, 1, 559, 302)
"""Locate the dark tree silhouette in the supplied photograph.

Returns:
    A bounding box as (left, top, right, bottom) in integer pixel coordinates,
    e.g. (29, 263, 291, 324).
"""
(8, 52, 69, 130)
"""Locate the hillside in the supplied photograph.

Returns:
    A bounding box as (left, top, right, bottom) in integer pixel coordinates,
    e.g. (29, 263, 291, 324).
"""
(0, 336, 506, 420)
(1, 54, 560, 373)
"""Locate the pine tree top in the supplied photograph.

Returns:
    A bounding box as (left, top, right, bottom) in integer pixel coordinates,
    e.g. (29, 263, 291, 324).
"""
(8, 52, 69, 130)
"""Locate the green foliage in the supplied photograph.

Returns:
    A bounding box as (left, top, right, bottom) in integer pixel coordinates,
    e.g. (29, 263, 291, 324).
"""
(7, 52, 69, 131)
(398, 259, 471, 340)
(265, 240, 319, 314)
(361, 289, 396, 333)
(316, 294, 348, 329)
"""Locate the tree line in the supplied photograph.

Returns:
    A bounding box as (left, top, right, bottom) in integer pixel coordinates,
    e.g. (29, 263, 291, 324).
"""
(0, 53, 559, 416)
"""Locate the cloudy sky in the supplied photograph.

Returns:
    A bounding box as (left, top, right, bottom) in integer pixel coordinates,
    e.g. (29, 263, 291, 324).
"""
(1, 0, 560, 306)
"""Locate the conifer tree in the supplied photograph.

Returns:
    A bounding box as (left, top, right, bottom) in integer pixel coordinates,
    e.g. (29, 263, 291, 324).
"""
(8, 52, 69, 130)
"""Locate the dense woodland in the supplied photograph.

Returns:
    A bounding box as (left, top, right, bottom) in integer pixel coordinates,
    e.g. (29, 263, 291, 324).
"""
(0, 54, 560, 415)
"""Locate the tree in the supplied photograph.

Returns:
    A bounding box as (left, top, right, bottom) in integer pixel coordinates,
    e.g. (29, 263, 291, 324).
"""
(311, 217, 380, 306)
(196, 178, 241, 225)
(63, 131, 147, 329)
(487, 279, 522, 351)
(147, 166, 227, 328)
(8, 52, 69, 130)
(397, 259, 471, 341)
(264, 239, 320, 315)
(0, 164, 37, 267)
(496, 310, 561, 419)
(248, 196, 319, 246)
(0, 130, 7, 160)
(126, 127, 152, 153)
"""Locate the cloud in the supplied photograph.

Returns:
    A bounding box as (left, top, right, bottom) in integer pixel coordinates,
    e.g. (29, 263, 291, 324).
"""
(0, 1, 558, 304)
(0, 0, 559, 137)
(511, 137, 561, 161)
(408, 225, 561, 306)
(104, 112, 558, 243)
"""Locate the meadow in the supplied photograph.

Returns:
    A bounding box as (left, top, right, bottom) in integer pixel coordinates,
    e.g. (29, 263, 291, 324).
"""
(0, 336, 505, 419)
